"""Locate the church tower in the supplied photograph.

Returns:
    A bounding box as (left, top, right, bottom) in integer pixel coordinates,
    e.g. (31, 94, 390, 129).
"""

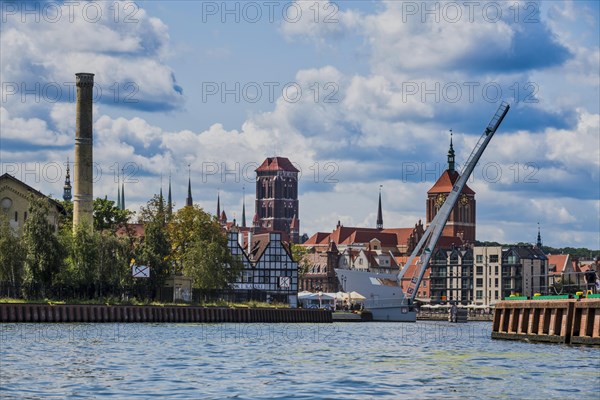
(426, 132, 476, 243)
(255, 157, 299, 243)
(63, 159, 72, 202)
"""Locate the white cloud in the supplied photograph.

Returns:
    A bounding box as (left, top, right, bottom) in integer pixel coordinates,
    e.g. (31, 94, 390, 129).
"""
(0, 1, 182, 115)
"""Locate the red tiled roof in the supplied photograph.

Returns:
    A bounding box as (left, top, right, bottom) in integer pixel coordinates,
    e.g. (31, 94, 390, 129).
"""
(256, 157, 299, 173)
(303, 232, 331, 245)
(341, 231, 398, 247)
(437, 235, 464, 247)
(547, 254, 570, 274)
(427, 169, 475, 195)
(304, 225, 421, 248)
(381, 228, 414, 245)
(116, 223, 145, 238)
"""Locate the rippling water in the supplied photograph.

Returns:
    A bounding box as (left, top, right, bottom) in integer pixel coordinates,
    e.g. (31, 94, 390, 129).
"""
(1, 321, 599, 399)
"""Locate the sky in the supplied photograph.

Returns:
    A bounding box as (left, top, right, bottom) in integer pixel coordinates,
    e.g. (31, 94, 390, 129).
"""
(0, 0, 599, 249)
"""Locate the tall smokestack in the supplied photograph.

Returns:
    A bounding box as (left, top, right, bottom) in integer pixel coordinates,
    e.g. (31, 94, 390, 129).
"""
(73, 73, 95, 232)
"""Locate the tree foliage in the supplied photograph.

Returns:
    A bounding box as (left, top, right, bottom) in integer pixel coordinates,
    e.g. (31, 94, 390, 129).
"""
(0, 213, 24, 295)
(291, 244, 311, 277)
(21, 196, 65, 298)
(94, 197, 132, 231)
(168, 205, 242, 289)
(138, 195, 172, 291)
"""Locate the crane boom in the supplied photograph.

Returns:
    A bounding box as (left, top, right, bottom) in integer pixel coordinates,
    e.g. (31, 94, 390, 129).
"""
(399, 102, 510, 302)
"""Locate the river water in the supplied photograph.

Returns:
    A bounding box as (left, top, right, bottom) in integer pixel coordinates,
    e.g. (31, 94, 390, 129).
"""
(1, 321, 599, 399)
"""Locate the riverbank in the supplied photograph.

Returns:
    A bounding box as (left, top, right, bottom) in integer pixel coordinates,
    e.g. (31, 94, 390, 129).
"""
(0, 303, 331, 323)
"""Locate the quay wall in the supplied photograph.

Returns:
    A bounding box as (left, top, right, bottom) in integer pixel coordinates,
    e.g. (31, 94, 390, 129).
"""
(0, 304, 332, 324)
(492, 299, 600, 346)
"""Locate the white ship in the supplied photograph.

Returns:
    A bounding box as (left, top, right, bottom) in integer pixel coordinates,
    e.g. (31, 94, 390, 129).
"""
(336, 103, 510, 322)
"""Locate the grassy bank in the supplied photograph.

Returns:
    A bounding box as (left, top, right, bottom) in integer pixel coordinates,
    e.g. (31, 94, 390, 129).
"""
(0, 297, 289, 309)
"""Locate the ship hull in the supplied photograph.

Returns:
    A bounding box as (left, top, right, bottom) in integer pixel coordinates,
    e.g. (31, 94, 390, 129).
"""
(335, 268, 416, 322)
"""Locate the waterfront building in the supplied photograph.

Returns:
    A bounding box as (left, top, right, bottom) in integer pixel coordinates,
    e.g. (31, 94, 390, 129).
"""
(300, 240, 340, 293)
(501, 245, 548, 298)
(428, 245, 549, 306)
(0, 173, 64, 234)
(228, 231, 299, 306)
(472, 246, 503, 306)
(429, 246, 474, 304)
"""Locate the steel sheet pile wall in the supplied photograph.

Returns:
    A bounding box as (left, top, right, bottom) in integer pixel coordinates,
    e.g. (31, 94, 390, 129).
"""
(492, 299, 600, 345)
(0, 304, 332, 324)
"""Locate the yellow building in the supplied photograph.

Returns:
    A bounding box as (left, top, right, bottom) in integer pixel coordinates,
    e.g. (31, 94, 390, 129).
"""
(0, 173, 64, 234)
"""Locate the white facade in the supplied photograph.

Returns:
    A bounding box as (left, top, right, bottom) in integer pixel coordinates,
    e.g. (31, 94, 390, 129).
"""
(473, 246, 503, 306)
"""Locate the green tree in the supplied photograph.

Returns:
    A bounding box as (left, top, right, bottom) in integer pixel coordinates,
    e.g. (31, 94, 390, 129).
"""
(168, 205, 242, 289)
(138, 195, 172, 293)
(69, 223, 99, 296)
(291, 244, 311, 278)
(0, 213, 24, 296)
(94, 197, 132, 231)
(21, 196, 65, 298)
(95, 231, 132, 297)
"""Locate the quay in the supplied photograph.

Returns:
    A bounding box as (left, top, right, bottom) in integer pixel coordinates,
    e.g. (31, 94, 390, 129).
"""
(492, 297, 600, 345)
(0, 303, 332, 324)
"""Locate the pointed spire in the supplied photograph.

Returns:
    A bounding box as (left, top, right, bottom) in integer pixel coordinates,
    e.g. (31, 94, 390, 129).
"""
(158, 173, 165, 216)
(121, 167, 125, 210)
(241, 186, 247, 228)
(376, 185, 383, 230)
(186, 164, 193, 207)
(216, 190, 221, 217)
(167, 172, 173, 216)
(448, 129, 455, 172)
(159, 173, 163, 199)
(536, 222, 542, 248)
(117, 170, 121, 210)
(63, 158, 72, 202)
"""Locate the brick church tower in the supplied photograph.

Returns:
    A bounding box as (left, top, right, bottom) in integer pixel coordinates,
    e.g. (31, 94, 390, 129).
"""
(255, 157, 300, 243)
(426, 135, 476, 243)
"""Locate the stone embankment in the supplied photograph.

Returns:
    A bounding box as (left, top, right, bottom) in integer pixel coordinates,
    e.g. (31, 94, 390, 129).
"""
(0, 304, 332, 323)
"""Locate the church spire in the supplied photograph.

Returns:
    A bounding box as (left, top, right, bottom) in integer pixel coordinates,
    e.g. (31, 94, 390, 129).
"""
(216, 190, 221, 217)
(376, 185, 383, 230)
(241, 186, 247, 228)
(448, 129, 455, 172)
(158, 174, 165, 216)
(536, 222, 542, 248)
(159, 173, 163, 201)
(117, 170, 121, 210)
(186, 164, 193, 207)
(63, 158, 72, 202)
(120, 167, 125, 210)
(167, 172, 173, 216)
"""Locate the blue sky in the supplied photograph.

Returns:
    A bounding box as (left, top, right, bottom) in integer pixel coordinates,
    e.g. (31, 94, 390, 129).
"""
(1, 0, 599, 249)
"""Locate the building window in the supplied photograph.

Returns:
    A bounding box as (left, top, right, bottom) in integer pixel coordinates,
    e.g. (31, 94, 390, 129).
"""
(476, 290, 483, 300)
(495, 278, 499, 286)
(476, 278, 483, 287)
(495, 265, 498, 275)
(490, 255, 499, 263)
(476, 255, 483, 263)
(476, 266, 483, 275)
